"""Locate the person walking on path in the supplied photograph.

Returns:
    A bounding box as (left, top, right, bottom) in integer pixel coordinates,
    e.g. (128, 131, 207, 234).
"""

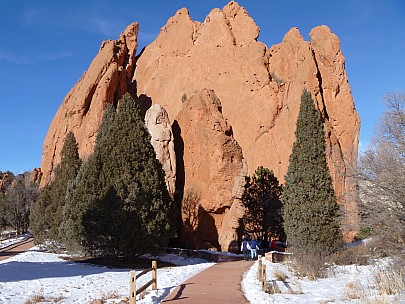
(241, 238, 251, 261)
(249, 238, 259, 260)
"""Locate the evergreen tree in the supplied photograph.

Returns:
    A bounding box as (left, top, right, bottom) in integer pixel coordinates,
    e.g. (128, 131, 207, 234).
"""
(31, 131, 81, 242)
(242, 166, 284, 243)
(283, 90, 342, 254)
(62, 94, 175, 256)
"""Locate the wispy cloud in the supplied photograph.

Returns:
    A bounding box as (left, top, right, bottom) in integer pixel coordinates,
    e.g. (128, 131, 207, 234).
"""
(0, 52, 72, 65)
(22, 8, 49, 27)
(21, 6, 126, 39)
(88, 14, 126, 38)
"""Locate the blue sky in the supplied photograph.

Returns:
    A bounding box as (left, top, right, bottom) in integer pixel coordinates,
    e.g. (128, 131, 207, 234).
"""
(0, 0, 404, 174)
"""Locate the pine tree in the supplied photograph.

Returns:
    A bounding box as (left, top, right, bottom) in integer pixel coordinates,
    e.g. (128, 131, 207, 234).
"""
(31, 131, 81, 243)
(283, 90, 342, 255)
(242, 166, 284, 243)
(62, 94, 176, 256)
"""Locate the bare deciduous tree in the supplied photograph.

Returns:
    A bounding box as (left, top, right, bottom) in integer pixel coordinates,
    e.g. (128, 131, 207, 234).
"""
(358, 91, 405, 252)
(0, 173, 38, 233)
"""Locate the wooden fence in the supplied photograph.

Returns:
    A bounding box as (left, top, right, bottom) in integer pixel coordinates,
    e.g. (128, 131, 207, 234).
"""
(257, 255, 266, 291)
(129, 260, 157, 304)
(0, 231, 19, 244)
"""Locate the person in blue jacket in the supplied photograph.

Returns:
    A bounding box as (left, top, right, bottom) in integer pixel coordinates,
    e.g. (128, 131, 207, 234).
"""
(249, 238, 259, 260)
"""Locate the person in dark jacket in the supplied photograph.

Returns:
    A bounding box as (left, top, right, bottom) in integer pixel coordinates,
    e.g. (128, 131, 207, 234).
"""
(241, 239, 251, 261)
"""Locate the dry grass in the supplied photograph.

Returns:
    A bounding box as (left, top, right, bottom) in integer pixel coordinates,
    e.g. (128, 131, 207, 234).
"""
(345, 280, 366, 300)
(331, 244, 370, 266)
(272, 269, 288, 281)
(371, 261, 405, 296)
(287, 252, 329, 281)
(99, 289, 120, 301)
(265, 280, 281, 294)
(138, 290, 151, 300)
(25, 289, 65, 304)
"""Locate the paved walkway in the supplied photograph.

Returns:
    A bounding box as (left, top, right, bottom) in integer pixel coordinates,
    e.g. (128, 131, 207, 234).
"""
(0, 237, 35, 261)
(162, 260, 254, 304)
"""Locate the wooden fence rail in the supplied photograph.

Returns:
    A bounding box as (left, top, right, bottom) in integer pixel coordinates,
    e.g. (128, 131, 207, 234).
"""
(129, 260, 157, 304)
(0, 231, 19, 244)
(257, 255, 267, 291)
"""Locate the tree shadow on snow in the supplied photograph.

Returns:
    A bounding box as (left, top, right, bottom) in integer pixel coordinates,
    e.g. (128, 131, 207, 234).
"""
(0, 260, 129, 282)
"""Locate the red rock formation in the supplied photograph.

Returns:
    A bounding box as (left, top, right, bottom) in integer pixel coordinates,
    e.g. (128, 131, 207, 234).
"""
(0, 173, 9, 193)
(41, 1, 360, 245)
(30, 168, 42, 185)
(134, 2, 360, 240)
(175, 89, 247, 251)
(40, 22, 139, 187)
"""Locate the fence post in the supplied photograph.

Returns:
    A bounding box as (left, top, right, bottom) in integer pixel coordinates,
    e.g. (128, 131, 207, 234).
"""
(129, 270, 136, 304)
(261, 264, 267, 292)
(257, 255, 262, 281)
(152, 260, 157, 290)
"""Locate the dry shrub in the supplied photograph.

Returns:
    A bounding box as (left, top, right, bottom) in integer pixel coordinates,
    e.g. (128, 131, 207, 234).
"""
(100, 289, 120, 301)
(272, 269, 288, 281)
(265, 280, 281, 294)
(25, 292, 45, 304)
(371, 260, 405, 296)
(287, 252, 329, 281)
(345, 280, 366, 300)
(331, 244, 370, 266)
(25, 289, 65, 304)
(138, 290, 151, 300)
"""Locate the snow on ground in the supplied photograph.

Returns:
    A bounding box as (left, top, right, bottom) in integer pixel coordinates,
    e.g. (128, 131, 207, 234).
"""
(0, 247, 214, 304)
(1, 244, 404, 303)
(0, 232, 30, 250)
(242, 257, 404, 303)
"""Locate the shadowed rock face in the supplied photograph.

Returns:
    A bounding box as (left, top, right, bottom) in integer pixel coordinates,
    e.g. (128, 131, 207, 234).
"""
(174, 89, 247, 251)
(41, 1, 360, 245)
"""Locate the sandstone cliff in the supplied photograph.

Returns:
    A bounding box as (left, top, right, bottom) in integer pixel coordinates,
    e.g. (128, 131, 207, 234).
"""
(40, 22, 139, 186)
(41, 1, 360, 245)
(174, 89, 247, 251)
(134, 2, 360, 240)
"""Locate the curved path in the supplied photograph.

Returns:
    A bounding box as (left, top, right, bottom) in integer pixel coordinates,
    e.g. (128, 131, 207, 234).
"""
(162, 260, 254, 303)
(0, 237, 35, 261)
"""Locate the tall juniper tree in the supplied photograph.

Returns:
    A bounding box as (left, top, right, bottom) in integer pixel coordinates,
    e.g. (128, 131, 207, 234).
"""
(30, 131, 81, 243)
(283, 90, 342, 254)
(242, 166, 284, 243)
(62, 93, 175, 256)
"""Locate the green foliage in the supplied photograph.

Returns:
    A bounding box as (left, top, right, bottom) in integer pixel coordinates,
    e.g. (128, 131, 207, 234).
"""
(242, 166, 284, 242)
(62, 94, 175, 256)
(283, 90, 342, 255)
(30, 131, 81, 243)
